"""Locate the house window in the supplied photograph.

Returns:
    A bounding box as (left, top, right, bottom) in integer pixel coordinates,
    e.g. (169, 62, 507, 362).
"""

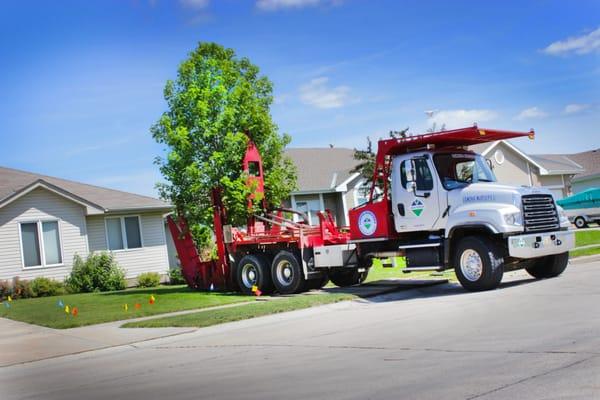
(20, 220, 63, 268)
(106, 216, 142, 250)
(295, 200, 321, 225)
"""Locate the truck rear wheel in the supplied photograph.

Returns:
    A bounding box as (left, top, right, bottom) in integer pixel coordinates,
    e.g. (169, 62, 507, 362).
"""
(525, 252, 569, 279)
(271, 251, 305, 294)
(454, 236, 504, 291)
(305, 273, 329, 291)
(329, 268, 369, 287)
(235, 254, 273, 295)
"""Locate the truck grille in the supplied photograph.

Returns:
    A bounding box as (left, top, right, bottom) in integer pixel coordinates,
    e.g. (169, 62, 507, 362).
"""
(522, 195, 559, 233)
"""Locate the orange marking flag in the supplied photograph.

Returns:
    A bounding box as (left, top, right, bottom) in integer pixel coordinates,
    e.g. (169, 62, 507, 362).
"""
(149, 295, 155, 305)
(135, 303, 141, 310)
(72, 307, 78, 317)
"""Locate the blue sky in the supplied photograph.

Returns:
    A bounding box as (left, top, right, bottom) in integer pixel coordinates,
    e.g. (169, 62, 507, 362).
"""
(1, 0, 598, 197)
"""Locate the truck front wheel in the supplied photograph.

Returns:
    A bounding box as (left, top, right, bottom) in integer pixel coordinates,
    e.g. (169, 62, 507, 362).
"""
(525, 252, 569, 279)
(454, 236, 504, 291)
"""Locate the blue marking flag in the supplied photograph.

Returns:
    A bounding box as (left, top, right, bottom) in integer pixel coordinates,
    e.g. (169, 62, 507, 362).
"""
(57, 299, 64, 308)
(3, 301, 10, 309)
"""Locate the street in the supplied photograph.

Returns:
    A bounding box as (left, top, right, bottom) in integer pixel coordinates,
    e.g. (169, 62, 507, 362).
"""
(3, 260, 599, 400)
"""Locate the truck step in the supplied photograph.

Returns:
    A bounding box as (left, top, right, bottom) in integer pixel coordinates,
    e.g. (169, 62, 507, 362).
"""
(398, 242, 441, 250)
(402, 266, 444, 272)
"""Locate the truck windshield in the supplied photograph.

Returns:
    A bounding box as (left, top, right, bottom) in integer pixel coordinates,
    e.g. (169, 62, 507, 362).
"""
(433, 153, 496, 190)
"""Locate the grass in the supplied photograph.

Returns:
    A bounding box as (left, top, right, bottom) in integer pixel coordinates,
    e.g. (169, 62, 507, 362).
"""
(122, 293, 356, 328)
(570, 247, 600, 258)
(574, 230, 600, 247)
(366, 257, 457, 283)
(0, 285, 251, 329)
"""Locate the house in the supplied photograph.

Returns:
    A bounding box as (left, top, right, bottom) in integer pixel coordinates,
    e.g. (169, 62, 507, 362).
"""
(563, 148, 600, 194)
(470, 140, 584, 199)
(284, 148, 367, 226)
(0, 166, 173, 283)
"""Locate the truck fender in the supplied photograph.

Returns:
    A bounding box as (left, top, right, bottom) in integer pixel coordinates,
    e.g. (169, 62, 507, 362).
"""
(444, 224, 499, 266)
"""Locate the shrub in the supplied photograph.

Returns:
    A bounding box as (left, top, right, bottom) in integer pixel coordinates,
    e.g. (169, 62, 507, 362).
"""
(0, 279, 11, 301)
(12, 277, 33, 299)
(168, 267, 185, 285)
(30, 277, 65, 297)
(65, 252, 126, 293)
(137, 272, 161, 288)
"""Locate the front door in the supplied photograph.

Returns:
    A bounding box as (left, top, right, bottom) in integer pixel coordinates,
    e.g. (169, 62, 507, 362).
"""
(391, 154, 442, 232)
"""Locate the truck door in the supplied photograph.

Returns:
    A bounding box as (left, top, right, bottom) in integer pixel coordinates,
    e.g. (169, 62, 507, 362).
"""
(391, 155, 441, 232)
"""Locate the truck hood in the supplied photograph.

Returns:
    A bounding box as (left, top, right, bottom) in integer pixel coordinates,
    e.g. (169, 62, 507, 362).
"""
(448, 182, 554, 209)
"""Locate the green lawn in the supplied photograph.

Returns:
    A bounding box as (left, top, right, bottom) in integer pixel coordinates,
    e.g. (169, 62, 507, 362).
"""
(123, 293, 356, 328)
(0, 285, 251, 329)
(575, 230, 600, 247)
(367, 257, 457, 283)
(571, 246, 600, 258)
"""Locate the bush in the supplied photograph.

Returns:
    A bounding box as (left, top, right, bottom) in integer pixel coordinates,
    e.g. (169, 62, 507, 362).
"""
(65, 253, 126, 293)
(137, 272, 161, 288)
(30, 277, 65, 297)
(0, 279, 11, 301)
(11, 277, 33, 299)
(168, 267, 185, 285)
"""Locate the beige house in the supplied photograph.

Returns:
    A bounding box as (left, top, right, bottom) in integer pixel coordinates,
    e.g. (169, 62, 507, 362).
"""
(0, 166, 172, 282)
(470, 141, 584, 199)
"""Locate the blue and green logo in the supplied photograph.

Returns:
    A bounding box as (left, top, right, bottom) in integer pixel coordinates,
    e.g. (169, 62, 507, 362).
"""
(410, 199, 425, 216)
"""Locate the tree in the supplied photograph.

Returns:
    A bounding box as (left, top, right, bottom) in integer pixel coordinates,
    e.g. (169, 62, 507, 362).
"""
(351, 128, 409, 193)
(151, 42, 296, 249)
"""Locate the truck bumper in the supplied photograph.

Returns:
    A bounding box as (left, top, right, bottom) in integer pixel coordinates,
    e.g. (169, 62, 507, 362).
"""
(508, 230, 575, 259)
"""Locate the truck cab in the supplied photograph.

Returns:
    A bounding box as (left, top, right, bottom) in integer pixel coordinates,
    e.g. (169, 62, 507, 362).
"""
(350, 127, 575, 291)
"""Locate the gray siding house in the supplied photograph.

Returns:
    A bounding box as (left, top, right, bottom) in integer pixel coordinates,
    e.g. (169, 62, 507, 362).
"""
(285, 148, 367, 227)
(563, 148, 600, 193)
(470, 140, 584, 199)
(0, 167, 172, 282)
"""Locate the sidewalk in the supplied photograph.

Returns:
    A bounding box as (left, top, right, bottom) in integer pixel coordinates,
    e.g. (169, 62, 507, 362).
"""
(0, 278, 447, 367)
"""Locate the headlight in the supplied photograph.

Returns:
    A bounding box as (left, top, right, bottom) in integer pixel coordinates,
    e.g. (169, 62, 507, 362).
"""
(557, 206, 569, 224)
(504, 211, 522, 226)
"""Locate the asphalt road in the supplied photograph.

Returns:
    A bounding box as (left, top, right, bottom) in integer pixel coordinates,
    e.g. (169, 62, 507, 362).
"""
(3, 261, 600, 400)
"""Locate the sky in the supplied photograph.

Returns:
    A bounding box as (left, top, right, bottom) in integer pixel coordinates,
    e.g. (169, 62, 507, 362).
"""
(0, 0, 598, 197)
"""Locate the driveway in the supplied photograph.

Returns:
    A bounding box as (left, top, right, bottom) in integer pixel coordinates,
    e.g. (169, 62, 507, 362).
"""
(2, 259, 599, 400)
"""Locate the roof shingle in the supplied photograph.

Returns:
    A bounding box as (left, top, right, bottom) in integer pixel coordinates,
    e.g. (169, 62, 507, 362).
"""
(0, 166, 171, 212)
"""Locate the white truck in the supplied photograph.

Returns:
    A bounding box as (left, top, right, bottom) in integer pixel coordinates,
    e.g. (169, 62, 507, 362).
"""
(347, 126, 574, 291)
(170, 126, 575, 294)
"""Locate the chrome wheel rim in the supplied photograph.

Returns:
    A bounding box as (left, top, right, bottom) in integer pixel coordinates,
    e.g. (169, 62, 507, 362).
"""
(241, 263, 258, 288)
(275, 260, 294, 287)
(460, 249, 483, 282)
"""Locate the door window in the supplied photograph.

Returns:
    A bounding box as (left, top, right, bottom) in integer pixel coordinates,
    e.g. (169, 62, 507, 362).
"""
(401, 159, 433, 191)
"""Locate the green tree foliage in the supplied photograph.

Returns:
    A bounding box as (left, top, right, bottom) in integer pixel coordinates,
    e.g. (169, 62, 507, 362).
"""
(152, 42, 296, 249)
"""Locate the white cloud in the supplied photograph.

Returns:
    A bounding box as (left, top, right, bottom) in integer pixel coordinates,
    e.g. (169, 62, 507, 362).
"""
(179, 0, 209, 9)
(426, 109, 498, 129)
(256, 0, 339, 11)
(543, 27, 600, 56)
(563, 103, 590, 114)
(299, 77, 353, 109)
(515, 107, 548, 120)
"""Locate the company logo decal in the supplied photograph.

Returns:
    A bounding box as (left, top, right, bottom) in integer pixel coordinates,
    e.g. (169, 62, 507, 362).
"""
(410, 199, 425, 216)
(358, 210, 377, 236)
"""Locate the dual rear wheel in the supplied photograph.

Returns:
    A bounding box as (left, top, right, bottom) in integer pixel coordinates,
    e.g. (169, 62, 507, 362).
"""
(235, 250, 330, 295)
